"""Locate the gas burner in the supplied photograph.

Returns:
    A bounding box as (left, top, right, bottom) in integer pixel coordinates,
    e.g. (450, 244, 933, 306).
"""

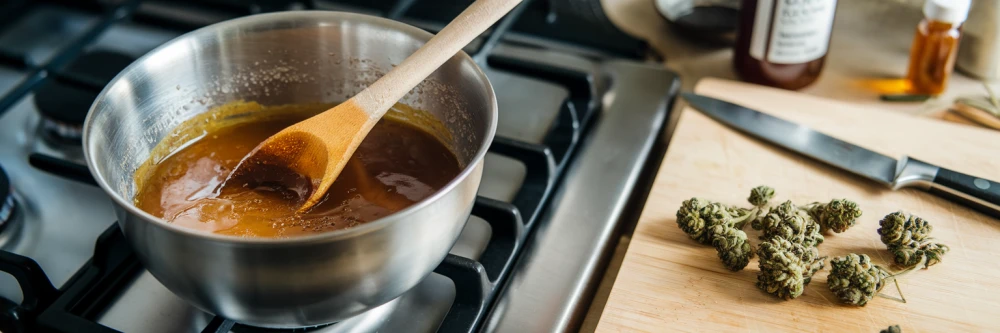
(37, 118, 82, 143)
(33, 79, 92, 145)
(32, 50, 134, 145)
(223, 295, 402, 333)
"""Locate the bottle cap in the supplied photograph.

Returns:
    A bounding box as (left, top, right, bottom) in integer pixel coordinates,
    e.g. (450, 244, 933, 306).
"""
(924, 0, 971, 24)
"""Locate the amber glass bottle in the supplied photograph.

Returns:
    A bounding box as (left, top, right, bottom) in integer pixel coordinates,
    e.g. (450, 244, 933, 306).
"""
(733, 0, 839, 90)
(905, 0, 969, 95)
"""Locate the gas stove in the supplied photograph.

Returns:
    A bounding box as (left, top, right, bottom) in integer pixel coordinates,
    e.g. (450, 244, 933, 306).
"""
(0, 1, 680, 332)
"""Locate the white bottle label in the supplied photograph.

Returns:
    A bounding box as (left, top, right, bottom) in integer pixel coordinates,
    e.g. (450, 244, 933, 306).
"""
(749, 0, 838, 64)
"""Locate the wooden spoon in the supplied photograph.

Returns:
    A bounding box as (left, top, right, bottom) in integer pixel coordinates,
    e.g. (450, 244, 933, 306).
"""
(223, 0, 522, 212)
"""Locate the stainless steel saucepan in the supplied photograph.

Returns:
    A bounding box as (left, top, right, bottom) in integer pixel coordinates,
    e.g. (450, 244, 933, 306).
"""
(82, 11, 497, 328)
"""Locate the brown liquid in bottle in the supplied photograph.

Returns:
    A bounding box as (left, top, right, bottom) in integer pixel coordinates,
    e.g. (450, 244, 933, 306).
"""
(905, 20, 961, 95)
(733, 0, 838, 90)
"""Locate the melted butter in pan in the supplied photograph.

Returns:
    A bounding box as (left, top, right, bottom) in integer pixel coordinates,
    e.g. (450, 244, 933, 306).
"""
(132, 101, 462, 238)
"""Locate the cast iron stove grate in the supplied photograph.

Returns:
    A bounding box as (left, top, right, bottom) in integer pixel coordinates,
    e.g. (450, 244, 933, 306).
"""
(10, 195, 521, 333)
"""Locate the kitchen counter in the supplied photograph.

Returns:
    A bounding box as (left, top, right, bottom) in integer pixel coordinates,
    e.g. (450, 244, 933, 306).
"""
(580, 0, 996, 331)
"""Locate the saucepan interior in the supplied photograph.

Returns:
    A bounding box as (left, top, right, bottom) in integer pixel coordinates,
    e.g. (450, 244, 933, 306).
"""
(82, 11, 496, 327)
(85, 11, 494, 241)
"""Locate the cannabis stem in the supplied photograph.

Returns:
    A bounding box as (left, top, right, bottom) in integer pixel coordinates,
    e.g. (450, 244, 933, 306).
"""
(875, 278, 906, 304)
(880, 254, 930, 304)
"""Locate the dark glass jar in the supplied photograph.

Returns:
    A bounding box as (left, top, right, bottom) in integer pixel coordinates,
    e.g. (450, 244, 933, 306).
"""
(733, 0, 839, 90)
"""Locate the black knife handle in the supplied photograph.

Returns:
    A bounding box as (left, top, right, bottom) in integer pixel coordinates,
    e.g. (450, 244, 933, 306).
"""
(897, 157, 1000, 219)
(927, 167, 1000, 219)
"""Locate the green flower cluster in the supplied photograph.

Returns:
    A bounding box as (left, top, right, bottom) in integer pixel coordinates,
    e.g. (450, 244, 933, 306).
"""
(673, 186, 950, 307)
(878, 211, 950, 268)
(675, 185, 774, 271)
(826, 253, 892, 306)
(755, 236, 826, 300)
(750, 200, 841, 299)
(676, 197, 742, 245)
(709, 224, 754, 271)
(805, 199, 863, 233)
(676, 185, 851, 297)
(825, 212, 951, 307)
(752, 200, 825, 248)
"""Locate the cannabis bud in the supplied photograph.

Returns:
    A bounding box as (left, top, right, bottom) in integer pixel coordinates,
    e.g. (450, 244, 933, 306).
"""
(805, 199, 862, 233)
(799, 245, 826, 286)
(752, 200, 824, 248)
(827, 253, 892, 306)
(880, 325, 902, 333)
(677, 189, 770, 246)
(733, 185, 775, 229)
(676, 198, 714, 244)
(748, 185, 775, 207)
(755, 236, 826, 300)
(890, 239, 950, 268)
(878, 211, 932, 245)
(878, 211, 949, 268)
(677, 187, 778, 270)
(710, 224, 754, 271)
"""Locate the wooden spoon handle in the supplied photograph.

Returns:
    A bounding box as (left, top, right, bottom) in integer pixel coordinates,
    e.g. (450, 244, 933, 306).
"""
(352, 0, 522, 118)
(953, 99, 1000, 130)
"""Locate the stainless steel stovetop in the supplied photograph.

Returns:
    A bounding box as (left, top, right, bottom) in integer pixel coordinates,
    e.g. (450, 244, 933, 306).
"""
(0, 1, 679, 332)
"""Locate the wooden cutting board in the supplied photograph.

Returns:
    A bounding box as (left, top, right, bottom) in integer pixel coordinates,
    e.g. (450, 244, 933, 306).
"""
(594, 78, 1000, 332)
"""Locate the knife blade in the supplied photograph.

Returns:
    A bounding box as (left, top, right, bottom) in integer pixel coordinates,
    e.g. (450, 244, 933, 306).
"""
(681, 92, 1000, 219)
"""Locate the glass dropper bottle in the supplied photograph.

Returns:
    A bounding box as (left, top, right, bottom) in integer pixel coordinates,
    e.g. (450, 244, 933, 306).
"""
(905, 0, 971, 96)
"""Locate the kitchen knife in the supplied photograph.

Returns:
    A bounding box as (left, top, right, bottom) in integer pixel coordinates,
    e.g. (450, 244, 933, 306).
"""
(681, 92, 1000, 219)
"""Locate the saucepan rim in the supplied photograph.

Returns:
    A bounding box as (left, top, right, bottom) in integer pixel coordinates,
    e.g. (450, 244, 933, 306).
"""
(82, 10, 498, 245)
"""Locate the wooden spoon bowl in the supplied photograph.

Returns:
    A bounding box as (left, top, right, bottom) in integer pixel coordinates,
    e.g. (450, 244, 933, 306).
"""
(222, 0, 522, 212)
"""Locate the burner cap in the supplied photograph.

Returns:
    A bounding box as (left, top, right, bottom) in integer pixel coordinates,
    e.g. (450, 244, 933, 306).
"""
(33, 80, 95, 130)
(59, 50, 137, 88)
(33, 50, 134, 142)
(0, 164, 13, 228)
